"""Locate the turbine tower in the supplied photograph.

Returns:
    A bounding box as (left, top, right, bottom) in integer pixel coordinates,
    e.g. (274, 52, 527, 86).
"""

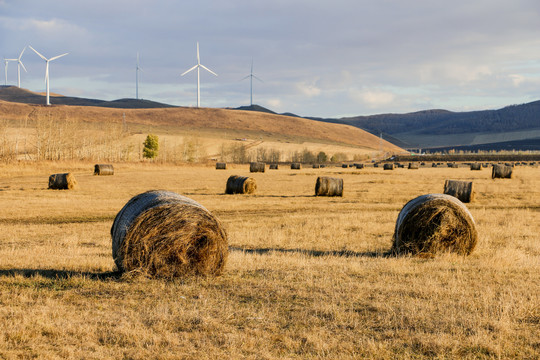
(241, 59, 263, 106)
(14, 47, 27, 88)
(3, 57, 16, 85)
(181, 42, 217, 107)
(29, 46, 68, 106)
(136, 52, 143, 100)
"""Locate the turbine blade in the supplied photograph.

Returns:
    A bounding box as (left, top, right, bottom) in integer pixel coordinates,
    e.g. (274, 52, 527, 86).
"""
(241, 75, 251, 81)
(253, 74, 264, 82)
(196, 42, 200, 64)
(200, 64, 217, 76)
(18, 46, 26, 60)
(29, 46, 47, 61)
(181, 64, 198, 76)
(19, 60, 27, 72)
(50, 53, 68, 61)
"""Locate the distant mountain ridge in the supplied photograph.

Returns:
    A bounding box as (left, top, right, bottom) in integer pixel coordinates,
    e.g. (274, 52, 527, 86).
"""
(0, 86, 174, 109)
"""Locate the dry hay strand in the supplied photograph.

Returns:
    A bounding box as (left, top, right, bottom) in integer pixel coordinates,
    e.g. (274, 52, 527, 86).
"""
(94, 164, 114, 175)
(291, 163, 301, 170)
(269, 164, 279, 170)
(383, 163, 394, 170)
(111, 190, 228, 278)
(492, 164, 513, 179)
(249, 162, 265, 173)
(48, 173, 78, 190)
(225, 175, 256, 194)
(215, 162, 227, 170)
(315, 176, 343, 197)
(392, 194, 477, 256)
(470, 163, 482, 171)
(408, 162, 419, 169)
(444, 179, 474, 203)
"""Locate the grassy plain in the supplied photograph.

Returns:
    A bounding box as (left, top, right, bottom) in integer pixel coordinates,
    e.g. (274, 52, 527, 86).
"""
(0, 162, 538, 359)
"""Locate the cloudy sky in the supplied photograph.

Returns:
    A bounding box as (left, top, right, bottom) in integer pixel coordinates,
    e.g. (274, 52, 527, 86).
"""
(1, 0, 540, 118)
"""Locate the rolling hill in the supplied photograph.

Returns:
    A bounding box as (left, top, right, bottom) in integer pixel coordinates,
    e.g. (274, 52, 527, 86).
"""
(0, 86, 403, 157)
(310, 101, 540, 151)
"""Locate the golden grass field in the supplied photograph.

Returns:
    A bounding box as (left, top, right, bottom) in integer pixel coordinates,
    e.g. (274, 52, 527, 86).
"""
(0, 161, 538, 359)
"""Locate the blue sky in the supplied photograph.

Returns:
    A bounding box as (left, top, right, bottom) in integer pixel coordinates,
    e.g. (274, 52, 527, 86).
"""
(1, 0, 540, 118)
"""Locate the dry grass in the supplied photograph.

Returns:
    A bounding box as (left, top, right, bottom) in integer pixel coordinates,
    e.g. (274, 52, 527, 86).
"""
(0, 162, 539, 359)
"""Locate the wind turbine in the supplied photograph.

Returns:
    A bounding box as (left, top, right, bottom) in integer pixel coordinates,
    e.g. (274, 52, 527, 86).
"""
(3, 57, 16, 85)
(29, 46, 68, 105)
(14, 47, 27, 88)
(181, 42, 217, 107)
(241, 58, 263, 106)
(136, 52, 143, 100)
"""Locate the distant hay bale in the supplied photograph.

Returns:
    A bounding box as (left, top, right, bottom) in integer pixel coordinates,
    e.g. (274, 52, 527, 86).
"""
(373, 163, 379, 168)
(111, 190, 228, 277)
(291, 163, 301, 170)
(383, 163, 394, 170)
(215, 162, 227, 170)
(342, 164, 348, 168)
(312, 164, 320, 169)
(492, 164, 513, 179)
(320, 164, 327, 168)
(249, 162, 265, 173)
(432, 163, 438, 168)
(225, 175, 256, 194)
(444, 179, 474, 203)
(355, 163, 364, 169)
(269, 164, 279, 170)
(94, 164, 114, 176)
(408, 162, 419, 169)
(315, 176, 343, 197)
(470, 163, 482, 171)
(48, 173, 78, 190)
(392, 194, 478, 256)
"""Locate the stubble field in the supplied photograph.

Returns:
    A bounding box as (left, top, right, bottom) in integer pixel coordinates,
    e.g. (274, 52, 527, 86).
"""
(0, 162, 538, 359)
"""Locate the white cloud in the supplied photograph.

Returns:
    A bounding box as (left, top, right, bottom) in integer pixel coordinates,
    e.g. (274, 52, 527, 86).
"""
(350, 88, 396, 109)
(295, 80, 321, 97)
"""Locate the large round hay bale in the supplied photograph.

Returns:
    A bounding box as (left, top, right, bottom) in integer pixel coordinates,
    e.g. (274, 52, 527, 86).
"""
(354, 163, 364, 169)
(48, 173, 78, 190)
(225, 175, 256, 194)
(432, 163, 438, 168)
(492, 164, 512, 179)
(94, 164, 114, 176)
(408, 162, 419, 169)
(312, 164, 320, 169)
(383, 163, 394, 170)
(291, 163, 301, 170)
(470, 163, 482, 171)
(269, 164, 279, 170)
(111, 190, 228, 277)
(392, 194, 477, 256)
(315, 176, 343, 196)
(249, 162, 265, 173)
(341, 164, 348, 168)
(215, 162, 227, 170)
(444, 179, 474, 203)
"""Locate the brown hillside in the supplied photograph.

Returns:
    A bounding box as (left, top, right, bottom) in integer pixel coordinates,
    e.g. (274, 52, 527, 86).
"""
(0, 99, 403, 153)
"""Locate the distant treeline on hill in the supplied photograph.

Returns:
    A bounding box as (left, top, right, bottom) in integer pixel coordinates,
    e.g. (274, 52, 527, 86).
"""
(389, 154, 540, 163)
(338, 100, 540, 135)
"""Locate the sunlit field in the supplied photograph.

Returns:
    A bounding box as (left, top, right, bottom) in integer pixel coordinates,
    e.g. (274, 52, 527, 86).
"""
(0, 162, 538, 359)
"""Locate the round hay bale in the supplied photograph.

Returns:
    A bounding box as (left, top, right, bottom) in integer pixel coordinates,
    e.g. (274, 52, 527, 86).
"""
(249, 162, 265, 173)
(408, 162, 419, 169)
(111, 190, 228, 277)
(373, 163, 379, 168)
(355, 163, 364, 169)
(315, 176, 343, 196)
(215, 162, 227, 170)
(432, 163, 438, 168)
(291, 163, 301, 170)
(225, 175, 256, 194)
(320, 164, 326, 168)
(392, 194, 477, 256)
(444, 179, 474, 203)
(312, 164, 320, 169)
(470, 163, 482, 171)
(383, 163, 394, 170)
(94, 164, 114, 176)
(492, 164, 513, 179)
(269, 164, 279, 170)
(48, 173, 78, 190)
(341, 164, 348, 168)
